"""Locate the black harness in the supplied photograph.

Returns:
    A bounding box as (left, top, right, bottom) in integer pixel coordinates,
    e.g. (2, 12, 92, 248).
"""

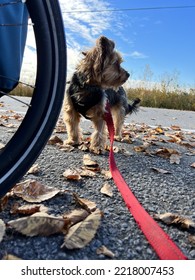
(67, 72, 104, 119)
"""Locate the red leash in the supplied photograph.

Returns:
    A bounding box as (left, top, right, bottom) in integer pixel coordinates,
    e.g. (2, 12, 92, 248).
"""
(104, 103, 188, 260)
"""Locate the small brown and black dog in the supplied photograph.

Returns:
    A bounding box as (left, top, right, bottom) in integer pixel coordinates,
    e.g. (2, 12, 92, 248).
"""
(63, 36, 140, 153)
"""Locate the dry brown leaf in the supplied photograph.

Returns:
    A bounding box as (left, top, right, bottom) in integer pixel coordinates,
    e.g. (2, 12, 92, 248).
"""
(48, 135, 63, 145)
(188, 235, 195, 246)
(151, 167, 172, 174)
(63, 169, 81, 180)
(73, 193, 97, 213)
(0, 195, 9, 212)
(2, 254, 22, 260)
(0, 219, 6, 243)
(154, 126, 164, 134)
(155, 147, 180, 159)
(96, 245, 115, 258)
(101, 170, 112, 179)
(0, 142, 5, 150)
(170, 125, 181, 131)
(170, 153, 181, 164)
(10, 203, 48, 215)
(83, 154, 100, 171)
(133, 145, 148, 152)
(61, 209, 102, 249)
(13, 179, 60, 202)
(59, 145, 74, 152)
(54, 120, 66, 133)
(190, 162, 195, 168)
(78, 143, 89, 151)
(154, 212, 195, 232)
(100, 183, 113, 197)
(166, 133, 182, 144)
(27, 164, 40, 175)
(79, 168, 97, 177)
(63, 209, 89, 226)
(8, 213, 67, 236)
(121, 135, 133, 144)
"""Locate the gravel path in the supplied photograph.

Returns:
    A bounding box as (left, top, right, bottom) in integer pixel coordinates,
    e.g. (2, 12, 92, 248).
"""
(0, 97, 195, 260)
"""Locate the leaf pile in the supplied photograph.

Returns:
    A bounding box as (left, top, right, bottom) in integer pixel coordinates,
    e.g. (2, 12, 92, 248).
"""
(0, 180, 104, 257)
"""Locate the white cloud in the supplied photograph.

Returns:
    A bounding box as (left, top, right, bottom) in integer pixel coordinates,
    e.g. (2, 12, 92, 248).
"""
(21, 1, 142, 83)
(130, 51, 148, 59)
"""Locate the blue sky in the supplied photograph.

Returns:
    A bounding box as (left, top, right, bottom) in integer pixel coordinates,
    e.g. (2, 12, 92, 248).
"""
(22, 0, 194, 90)
(58, 0, 195, 89)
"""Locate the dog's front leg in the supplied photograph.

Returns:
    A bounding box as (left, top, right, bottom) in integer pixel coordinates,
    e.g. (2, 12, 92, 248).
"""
(111, 106, 126, 141)
(90, 117, 106, 153)
(62, 96, 82, 145)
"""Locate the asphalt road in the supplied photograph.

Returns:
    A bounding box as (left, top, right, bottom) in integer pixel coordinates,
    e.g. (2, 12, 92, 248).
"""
(0, 96, 195, 260)
(0, 95, 195, 131)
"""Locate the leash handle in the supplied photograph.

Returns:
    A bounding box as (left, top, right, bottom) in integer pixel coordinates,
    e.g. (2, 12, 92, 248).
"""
(104, 103, 188, 260)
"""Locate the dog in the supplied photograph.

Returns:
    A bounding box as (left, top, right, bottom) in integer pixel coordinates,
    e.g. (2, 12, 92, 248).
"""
(63, 36, 140, 153)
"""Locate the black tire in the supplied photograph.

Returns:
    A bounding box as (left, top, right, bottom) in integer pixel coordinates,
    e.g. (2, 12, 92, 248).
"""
(0, 0, 66, 198)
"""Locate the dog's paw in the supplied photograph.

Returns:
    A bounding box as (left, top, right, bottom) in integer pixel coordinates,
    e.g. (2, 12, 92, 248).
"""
(114, 135, 122, 142)
(64, 139, 81, 146)
(89, 145, 103, 154)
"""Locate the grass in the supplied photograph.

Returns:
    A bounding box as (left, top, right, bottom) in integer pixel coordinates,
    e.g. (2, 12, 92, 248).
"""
(10, 83, 33, 97)
(126, 87, 195, 111)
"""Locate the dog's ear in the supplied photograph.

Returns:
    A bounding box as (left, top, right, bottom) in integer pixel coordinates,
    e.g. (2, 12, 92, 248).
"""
(96, 36, 115, 57)
(94, 36, 115, 75)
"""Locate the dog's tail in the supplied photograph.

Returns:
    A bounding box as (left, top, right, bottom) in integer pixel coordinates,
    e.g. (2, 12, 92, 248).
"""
(128, 98, 141, 114)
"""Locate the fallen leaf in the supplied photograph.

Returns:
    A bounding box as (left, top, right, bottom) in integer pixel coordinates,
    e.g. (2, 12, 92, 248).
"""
(151, 167, 172, 174)
(54, 120, 66, 133)
(63, 169, 81, 180)
(59, 145, 74, 152)
(0, 219, 6, 242)
(48, 135, 63, 145)
(73, 193, 97, 213)
(83, 154, 100, 171)
(190, 162, 195, 168)
(10, 203, 48, 215)
(100, 183, 113, 197)
(79, 169, 97, 177)
(61, 209, 102, 249)
(0, 195, 9, 212)
(154, 126, 164, 134)
(96, 245, 115, 258)
(13, 179, 60, 202)
(8, 213, 67, 236)
(170, 153, 181, 164)
(155, 147, 180, 159)
(188, 235, 195, 246)
(63, 209, 89, 226)
(27, 164, 40, 175)
(121, 135, 133, 144)
(78, 143, 89, 151)
(2, 254, 22, 260)
(133, 145, 147, 152)
(0, 143, 5, 150)
(170, 125, 181, 131)
(154, 212, 195, 232)
(101, 170, 112, 179)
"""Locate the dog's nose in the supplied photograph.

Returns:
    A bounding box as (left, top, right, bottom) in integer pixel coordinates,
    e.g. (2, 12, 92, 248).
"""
(126, 71, 130, 78)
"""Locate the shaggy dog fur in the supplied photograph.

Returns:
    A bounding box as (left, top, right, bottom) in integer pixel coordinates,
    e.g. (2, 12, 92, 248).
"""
(63, 36, 140, 153)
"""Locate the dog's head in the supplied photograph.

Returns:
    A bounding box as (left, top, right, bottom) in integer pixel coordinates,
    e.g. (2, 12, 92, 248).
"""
(76, 36, 130, 89)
